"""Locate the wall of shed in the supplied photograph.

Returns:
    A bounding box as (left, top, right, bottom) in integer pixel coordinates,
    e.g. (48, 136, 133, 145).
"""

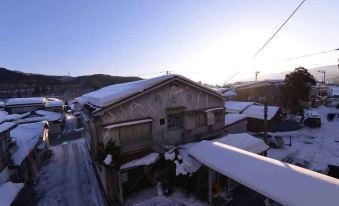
(225, 120, 248, 134)
(235, 84, 283, 106)
(99, 81, 224, 153)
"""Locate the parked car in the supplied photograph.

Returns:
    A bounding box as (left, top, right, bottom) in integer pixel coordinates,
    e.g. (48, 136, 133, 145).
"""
(304, 110, 321, 128)
(252, 132, 284, 148)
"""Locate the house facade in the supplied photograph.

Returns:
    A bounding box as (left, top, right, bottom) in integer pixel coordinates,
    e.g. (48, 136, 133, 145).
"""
(234, 80, 284, 106)
(0, 122, 16, 184)
(78, 75, 225, 204)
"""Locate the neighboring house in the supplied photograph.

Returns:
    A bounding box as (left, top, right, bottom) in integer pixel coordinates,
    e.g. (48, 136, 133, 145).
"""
(242, 105, 281, 132)
(77, 74, 225, 203)
(234, 80, 284, 106)
(5, 97, 47, 114)
(15, 110, 65, 136)
(224, 113, 248, 134)
(0, 122, 16, 184)
(329, 85, 339, 98)
(310, 82, 330, 107)
(225, 101, 256, 113)
(9, 122, 49, 183)
(44, 98, 64, 113)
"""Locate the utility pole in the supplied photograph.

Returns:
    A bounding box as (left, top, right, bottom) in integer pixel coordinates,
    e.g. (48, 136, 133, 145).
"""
(255, 71, 260, 81)
(318, 70, 326, 83)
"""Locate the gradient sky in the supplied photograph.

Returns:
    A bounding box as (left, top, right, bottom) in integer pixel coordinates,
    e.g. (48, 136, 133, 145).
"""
(1, 0, 339, 84)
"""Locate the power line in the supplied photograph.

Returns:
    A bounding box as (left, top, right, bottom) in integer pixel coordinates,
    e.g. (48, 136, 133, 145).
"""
(279, 48, 338, 61)
(253, 0, 307, 58)
(225, 0, 307, 84)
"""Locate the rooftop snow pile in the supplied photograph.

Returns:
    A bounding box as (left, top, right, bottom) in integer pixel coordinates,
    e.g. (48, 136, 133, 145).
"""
(189, 140, 339, 206)
(120, 153, 159, 170)
(45, 98, 64, 107)
(0, 122, 16, 134)
(0, 181, 24, 206)
(225, 101, 255, 113)
(225, 113, 247, 126)
(214, 133, 269, 154)
(243, 105, 279, 120)
(15, 110, 63, 124)
(10, 122, 46, 166)
(5, 97, 47, 106)
(78, 75, 176, 108)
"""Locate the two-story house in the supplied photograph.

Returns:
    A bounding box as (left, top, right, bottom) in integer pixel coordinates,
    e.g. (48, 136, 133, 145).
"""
(77, 74, 225, 203)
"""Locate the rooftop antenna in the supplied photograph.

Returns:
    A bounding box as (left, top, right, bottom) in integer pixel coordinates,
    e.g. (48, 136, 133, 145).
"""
(318, 70, 326, 83)
(255, 71, 260, 81)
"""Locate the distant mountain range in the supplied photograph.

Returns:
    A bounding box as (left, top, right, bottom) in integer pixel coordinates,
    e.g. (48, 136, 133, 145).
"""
(0, 67, 141, 100)
(262, 65, 339, 84)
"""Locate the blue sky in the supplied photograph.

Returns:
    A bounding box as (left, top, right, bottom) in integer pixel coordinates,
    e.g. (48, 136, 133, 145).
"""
(1, 0, 338, 84)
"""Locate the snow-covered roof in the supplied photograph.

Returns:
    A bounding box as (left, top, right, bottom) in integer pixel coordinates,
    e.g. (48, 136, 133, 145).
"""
(10, 122, 46, 166)
(214, 133, 269, 154)
(223, 90, 237, 97)
(105, 119, 153, 129)
(189, 140, 339, 206)
(45, 98, 64, 108)
(0, 111, 30, 124)
(0, 181, 24, 206)
(78, 74, 222, 111)
(15, 110, 63, 124)
(78, 75, 176, 108)
(225, 101, 255, 113)
(5, 97, 47, 106)
(330, 86, 339, 96)
(242, 105, 279, 120)
(225, 113, 247, 126)
(0, 122, 16, 134)
(120, 152, 159, 170)
(214, 88, 237, 97)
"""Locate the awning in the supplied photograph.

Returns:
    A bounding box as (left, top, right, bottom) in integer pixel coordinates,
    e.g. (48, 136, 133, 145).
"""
(104, 118, 153, 129)
(189, 141, 339, 206)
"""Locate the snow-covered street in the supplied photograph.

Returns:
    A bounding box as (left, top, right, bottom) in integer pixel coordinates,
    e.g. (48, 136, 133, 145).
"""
(35, 139, 106, 206)
(268, 106, 339, 173)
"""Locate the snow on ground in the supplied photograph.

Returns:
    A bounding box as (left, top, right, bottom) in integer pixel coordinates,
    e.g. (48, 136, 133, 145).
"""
(35, 139, 106, 206)
(125, 187, 208, 206)
(268, 106, 339, 173)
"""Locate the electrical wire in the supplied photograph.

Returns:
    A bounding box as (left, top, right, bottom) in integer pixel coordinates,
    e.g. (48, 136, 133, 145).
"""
(253, 0, 307, 58)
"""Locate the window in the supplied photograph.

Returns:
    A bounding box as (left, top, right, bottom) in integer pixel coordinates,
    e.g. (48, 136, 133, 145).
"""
(119, 123, 151, 145)
(195, 112, 206, 127)
(167, 113, 183, 129)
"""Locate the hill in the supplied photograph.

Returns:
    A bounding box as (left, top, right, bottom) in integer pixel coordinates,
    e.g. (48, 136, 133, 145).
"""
(262, 65, 339, 84)
(0, 67, 141, 99)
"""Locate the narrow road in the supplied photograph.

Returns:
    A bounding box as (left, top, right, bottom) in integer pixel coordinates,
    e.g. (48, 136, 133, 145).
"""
(35, 139, 106, 206)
